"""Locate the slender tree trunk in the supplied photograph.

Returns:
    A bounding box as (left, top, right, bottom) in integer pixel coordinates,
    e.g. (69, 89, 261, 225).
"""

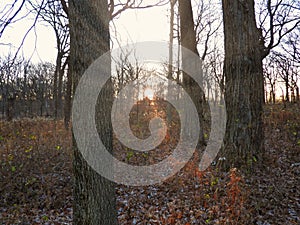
(168, 0, 175, 79)
(53, 52, 62, 119)
(7, 96, 15, 121)
(176, 9, 181, 85)
(270, 83, 276, 104)
(220, 0, 264, 169)
(64, 61, 72, 129)
(69, 0, 117, 224)
(215, 82, 219, 106)
(57, 57, 68, 119)
(57, 69, 63, 117)
(167, 0, 176, 124)
(178, 0, 205, 145)
(57, 59, 65, 118)
(206, 80, 210, 101)
(285, 78, 289, 102)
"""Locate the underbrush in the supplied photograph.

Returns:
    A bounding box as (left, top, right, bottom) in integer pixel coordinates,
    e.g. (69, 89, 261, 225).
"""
(0, 103, 299, 224)
(0, 119, 73, 224)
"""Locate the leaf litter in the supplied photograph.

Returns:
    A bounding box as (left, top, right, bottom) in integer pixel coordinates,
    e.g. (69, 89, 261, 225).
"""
(0, 103, 299, 224)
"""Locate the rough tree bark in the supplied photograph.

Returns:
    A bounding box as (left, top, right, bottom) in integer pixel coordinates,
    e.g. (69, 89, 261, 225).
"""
(69, 0, 117, 224)
(220, 0, 265, 169)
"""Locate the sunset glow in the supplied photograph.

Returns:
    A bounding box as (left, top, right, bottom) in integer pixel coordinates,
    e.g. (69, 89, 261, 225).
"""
(144, 88, 154, 100)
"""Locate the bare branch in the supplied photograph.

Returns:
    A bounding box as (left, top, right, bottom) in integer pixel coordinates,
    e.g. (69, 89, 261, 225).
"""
(9, 0, 45, 65)
(259, 0, 300, 58)
(60, 0, 68, 16)
(0, 0, 26, 38)
(110, 0, 168, 20)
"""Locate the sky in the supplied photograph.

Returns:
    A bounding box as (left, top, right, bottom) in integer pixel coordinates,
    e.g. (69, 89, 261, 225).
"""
(0, 1, 170, 63)
(111, 5, 169, 47)
(1, 1, 297, 98)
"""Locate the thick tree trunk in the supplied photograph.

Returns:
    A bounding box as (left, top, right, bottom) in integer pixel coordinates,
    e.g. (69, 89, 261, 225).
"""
(220, 0, 264, 169)
(69, 0, 117, 224)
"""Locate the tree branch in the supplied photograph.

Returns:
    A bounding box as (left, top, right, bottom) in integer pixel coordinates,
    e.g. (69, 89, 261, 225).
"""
(60, 0, 68, 16)
(110, 0, 168, 20)
(0, 0, 26, 38)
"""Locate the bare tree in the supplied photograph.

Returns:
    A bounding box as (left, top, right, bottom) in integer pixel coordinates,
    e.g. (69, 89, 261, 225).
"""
(193, 0, 222, 61)
(0, 0, 27, 38)
(108, 0, 168, 20)
(69, 0, 117, 223)
(26, 62, 55, 116)
(283, 27, 300, 102)
(0, 54, 56, 118)
(31, 0, 70, 118)
(0, 0, 46, 63)
(220, 0, 265, 169)
(285, 27, 300, 64)
(257, 0, 300, 58)
(178, 0, 205, 145)
(0, 55, 23, 120)
(113, 49, 142, 94)
(219, 0, 300, 169)
(263, 53, 279, 104)
(166, 0, 176, 123)
(203, 45, 224, 104)
(273, 50, 299, 103)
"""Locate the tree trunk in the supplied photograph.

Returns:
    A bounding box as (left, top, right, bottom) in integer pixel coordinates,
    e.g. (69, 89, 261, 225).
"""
(64, 60, 72, 129)
(57, 58, 67, 118)
(168, 0, 175, 80)
(285, 78, 289, 102)
(178, 0, 205, 145)
(220, 0, 264, 170)
(270, 83, 276, 104)
(167, 0, 176, 124)
(69, 0, 117, 224)
(53, 52, 62, 119)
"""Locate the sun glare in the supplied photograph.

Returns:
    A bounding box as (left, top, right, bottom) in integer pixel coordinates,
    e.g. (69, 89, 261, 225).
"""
(144, 88, 154, 100)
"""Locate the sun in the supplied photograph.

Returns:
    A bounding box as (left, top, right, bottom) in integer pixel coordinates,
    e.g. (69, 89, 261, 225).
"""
(144, 88, 154, 100)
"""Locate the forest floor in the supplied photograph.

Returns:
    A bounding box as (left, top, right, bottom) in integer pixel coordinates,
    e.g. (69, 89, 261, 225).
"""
(0, 103, 299, 224)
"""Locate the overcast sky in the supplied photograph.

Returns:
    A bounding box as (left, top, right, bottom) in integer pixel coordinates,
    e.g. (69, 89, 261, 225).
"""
(0, 1, 169, 63)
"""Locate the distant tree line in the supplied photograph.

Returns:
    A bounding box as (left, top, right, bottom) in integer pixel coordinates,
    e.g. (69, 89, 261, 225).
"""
(0, 56, 66, 120)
